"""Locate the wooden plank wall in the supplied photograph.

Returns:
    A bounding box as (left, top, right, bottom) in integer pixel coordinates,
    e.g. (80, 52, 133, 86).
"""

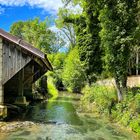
(0, 38, 3, 104)
(2, 41, 31, 84)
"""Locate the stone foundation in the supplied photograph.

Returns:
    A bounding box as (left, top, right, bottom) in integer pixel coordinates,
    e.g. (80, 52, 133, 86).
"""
(0, 105, 7, 118)
(14, 96, 29, 107)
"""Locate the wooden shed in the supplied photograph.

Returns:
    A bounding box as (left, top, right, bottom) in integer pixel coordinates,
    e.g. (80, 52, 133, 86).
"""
(0, 29, 53, 118)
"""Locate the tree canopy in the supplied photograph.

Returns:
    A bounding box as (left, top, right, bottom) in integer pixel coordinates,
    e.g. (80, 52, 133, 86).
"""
(10, 18, 62, 53)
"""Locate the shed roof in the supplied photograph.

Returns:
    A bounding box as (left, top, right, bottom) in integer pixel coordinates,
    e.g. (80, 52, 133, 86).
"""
(0, 28, 53, 71)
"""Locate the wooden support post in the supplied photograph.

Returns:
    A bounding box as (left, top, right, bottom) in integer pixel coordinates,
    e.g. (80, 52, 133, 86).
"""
(15, 68, 29, 106)
(31, 65, 36, 99)
(0, 37, 7, 118)
(18, 69, 24, 96)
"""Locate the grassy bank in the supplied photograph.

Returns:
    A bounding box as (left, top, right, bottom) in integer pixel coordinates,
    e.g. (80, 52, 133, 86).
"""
(47, 76, 58, 100)
(80, 84, 140, 134)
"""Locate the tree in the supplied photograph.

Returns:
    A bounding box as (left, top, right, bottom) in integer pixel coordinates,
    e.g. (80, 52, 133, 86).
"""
(48, 52, 66, 90)
(99, 0, 138, 101)
(77, 0, 102, 84)
(130, 0, 140, 75)
(63, 0, 103, 84)
(56, 8, 76, 49)
(10, 18, 59, 53)
(62, 47, 85, 92)
(10, 21, 24, 38)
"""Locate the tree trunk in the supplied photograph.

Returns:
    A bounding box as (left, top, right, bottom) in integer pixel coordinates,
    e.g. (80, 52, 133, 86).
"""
(115, 78, 123, 102)
(122, 74, 127, 96)
(136, 50, 139, 75)
(128, 60, 132, 75)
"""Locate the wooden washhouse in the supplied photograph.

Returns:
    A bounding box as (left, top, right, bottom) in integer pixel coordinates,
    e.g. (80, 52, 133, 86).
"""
(0, 29, 53, 118)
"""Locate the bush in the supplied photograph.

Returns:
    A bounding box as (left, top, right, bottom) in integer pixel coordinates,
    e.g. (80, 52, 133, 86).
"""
(47, 53, 66, 90)
(129, 117, 140, 133)
(80, 84, 140, 134)
(80, 84, 117, 114)
(62, 47, 86, 92)
(47, 76, 58, 99)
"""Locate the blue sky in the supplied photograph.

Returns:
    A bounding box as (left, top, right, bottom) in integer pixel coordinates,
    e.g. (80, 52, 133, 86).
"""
(0, 0, 63, 31)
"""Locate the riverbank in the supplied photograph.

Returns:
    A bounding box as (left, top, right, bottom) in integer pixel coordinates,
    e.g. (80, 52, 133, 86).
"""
(0, 92, 139, 140)
(0, 121, 35, 132)
(80, 84, 140, 137)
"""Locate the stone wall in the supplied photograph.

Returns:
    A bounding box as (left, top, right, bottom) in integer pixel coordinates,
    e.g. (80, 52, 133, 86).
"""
(97, 76, 140, 88)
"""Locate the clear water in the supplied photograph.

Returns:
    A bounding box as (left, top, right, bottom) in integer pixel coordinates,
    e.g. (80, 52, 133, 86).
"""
(0, 93, 139, 140)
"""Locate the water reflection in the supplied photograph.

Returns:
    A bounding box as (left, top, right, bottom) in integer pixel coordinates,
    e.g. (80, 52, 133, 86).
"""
(0, 93, 139, 140)
(24, 95, 82, 125)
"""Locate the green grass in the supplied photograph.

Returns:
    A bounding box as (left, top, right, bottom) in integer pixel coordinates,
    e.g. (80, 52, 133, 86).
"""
(80, 84, 117, 114)
(80, 84, 140, 134)
(47, 76, 58, 100)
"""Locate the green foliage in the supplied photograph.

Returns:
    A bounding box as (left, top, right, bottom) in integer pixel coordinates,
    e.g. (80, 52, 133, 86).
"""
(10, 18, 60, 53)
(59, 0, 103, 84)
(47, 76, 58, 99)
(111, 90, 140, 133)
(81, 84, 117, 114)
(61, 0, 140, 135)
(80, 85, 140, 134)
(48, 52, 66, 90)
(56, 8, 76, 49)
(99, 0, 138, 100)
(129, 117, 140, 133)
(10, 21, 24, 38)
(76, 1, 102, 84)
(62, 47, 85, 92)
(119, 111, 131, 126)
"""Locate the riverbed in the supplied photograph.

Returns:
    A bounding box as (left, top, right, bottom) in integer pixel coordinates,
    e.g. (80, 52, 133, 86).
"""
(0, 92, 139, 140)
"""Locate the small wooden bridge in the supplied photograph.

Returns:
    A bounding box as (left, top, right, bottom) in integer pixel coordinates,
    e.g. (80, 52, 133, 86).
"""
(0, 29, 52, 118)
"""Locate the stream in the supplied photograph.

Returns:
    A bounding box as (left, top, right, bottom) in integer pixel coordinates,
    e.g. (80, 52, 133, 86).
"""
(0, 92, 139, 140)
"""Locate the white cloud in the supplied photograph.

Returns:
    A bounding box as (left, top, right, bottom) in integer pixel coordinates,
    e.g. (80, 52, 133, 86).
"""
(0, 0, 63, 14)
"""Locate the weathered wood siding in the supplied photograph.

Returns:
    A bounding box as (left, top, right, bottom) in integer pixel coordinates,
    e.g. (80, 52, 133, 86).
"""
(0, 38, 3, 104)
(2, 40, 31, 84)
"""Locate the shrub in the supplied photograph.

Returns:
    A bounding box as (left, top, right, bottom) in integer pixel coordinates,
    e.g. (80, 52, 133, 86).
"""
(62, 47, 86, 92)
(80, 84, 140, 134)
(81, 84, 117, 114)
(47, 53, 66, 90)
(111, 90, 140, 133)
(47, 76, 58, 99)
(129, 117, 140, 133)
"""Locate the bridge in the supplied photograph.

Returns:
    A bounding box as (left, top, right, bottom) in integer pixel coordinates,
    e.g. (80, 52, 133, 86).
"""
(0, 29, 53, 118)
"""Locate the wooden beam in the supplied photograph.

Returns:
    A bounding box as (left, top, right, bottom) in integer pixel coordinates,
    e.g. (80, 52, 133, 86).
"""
(18, 69, 24, 96)
(0, 37, 3, 104)
(34, 58, 44, 68)
(24, 69, 40, 85)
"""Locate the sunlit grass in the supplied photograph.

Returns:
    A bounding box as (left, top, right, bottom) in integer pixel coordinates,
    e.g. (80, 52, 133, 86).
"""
(47, 76, 58, 100)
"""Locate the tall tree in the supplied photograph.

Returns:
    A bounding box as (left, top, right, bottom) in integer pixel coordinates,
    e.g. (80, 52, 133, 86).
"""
(132, 0, 140, 75)
(78, 0, 102, 84)
(10, 21, 24, 39)
(56, 8, 76, 49)
(62, 0, 103, 84)
(10, 18, 60, 53)
(62, 47, 85, 92)
(99, 0, 138, 101)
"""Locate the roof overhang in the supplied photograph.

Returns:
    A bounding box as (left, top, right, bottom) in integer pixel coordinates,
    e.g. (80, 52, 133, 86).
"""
(0, 28, 53, 71)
